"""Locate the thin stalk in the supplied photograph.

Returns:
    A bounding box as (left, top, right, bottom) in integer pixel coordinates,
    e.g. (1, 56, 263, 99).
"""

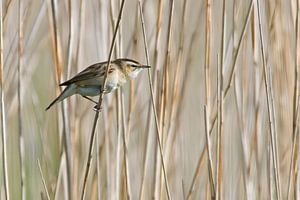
(80, 0, 126, 199)
(6, 1, 47, 116)
(66, 0, 74, 80)
(209, 0, 254, 134)
(256, 0, 281, 199)
(116, 91, 122, 199)
(117, 2, 131, 197)
(216, 0, 226, 198)
(37, 159, 51, 200)
(215, 53, 223, 200)
(287, 0, 300, 198)
(94, 2, 103, 198)
(165, 0, 187, 154)
(72, 0, 84, 197)
(175, 31, 201, 200)
(223, 0, 254, 96)
(204, 0, 211, 144)
(204, 105, 215, 198)
(121, 89, 131, 199)
(269, 56, 281, 200)
(54, 152, 66, 200)
(138, 1, 171, 199)
(104, 96, 116, 200)
(204, 0, 213, 197)
(74, 0, 84, 73)
(140, 0, 163, 198)
(0, 0, 9, 198)
(49, 1, 71, 199)
(154, 0, 165, 196)
(157, 0, 174, 198)
(163, 0, 190, 192)
(186, 143, 206, 200)
(160, 0, 174, 141)
(18, 0, 25, 200)
(187, 1, 255, 196)
(287, 85, 300, 200)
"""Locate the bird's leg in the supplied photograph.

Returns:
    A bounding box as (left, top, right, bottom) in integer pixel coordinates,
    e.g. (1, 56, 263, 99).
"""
(91, 86, 106, 112)
(81, 95, 102, 111)
(81, 95, 98, 104)
(93, 104, 102, 112)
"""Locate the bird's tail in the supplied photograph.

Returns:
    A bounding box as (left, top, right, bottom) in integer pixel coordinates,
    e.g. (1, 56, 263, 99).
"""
(45, 84, 76, 110)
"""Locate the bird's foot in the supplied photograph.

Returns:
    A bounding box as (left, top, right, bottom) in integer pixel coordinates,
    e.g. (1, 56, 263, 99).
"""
(93, 104, 102, 112)
(100, 88, 107, 94)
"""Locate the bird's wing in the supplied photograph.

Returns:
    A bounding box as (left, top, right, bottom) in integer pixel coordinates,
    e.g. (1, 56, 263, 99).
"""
(60, 62, 107, 86)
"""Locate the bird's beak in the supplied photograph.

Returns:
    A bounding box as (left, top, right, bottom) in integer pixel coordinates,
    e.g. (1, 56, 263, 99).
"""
(139, 65, 151, 69)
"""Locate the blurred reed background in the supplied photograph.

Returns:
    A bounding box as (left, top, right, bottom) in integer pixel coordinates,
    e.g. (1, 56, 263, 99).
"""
(0, 0, 299, 199)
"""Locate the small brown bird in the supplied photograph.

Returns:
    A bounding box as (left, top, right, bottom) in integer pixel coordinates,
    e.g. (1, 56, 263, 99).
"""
(46, 58, 150, 110)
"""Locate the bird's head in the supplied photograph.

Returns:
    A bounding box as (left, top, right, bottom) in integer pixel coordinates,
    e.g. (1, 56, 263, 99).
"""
(115, 58, 151, 79)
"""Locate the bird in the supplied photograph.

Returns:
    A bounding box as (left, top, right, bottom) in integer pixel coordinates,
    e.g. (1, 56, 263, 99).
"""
(46, 58, 150, 110)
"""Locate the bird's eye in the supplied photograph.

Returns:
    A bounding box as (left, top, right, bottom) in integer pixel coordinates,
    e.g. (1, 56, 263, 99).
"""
(108, 68, 115, 73)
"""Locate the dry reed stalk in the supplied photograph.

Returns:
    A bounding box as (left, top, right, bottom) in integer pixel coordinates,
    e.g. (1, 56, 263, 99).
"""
(287, 93, 300, 199)
(269, 55, 280, 200)
(186, 140, 206, 200)
(216, 54, 223, 200)
(164, 0, 187, 165)
(157, 0, 174, 198)
(140, 0, 163, 198)
(233, 77, 247, 197)
(171, 27, 200, 197)
(166, 0, 187, 134)
(104, 95, 117, 199)
(6, 1, 47, 117)
(120, 89, 131, 199)
(113, 3, 122, 198)
(37, 159, 51, 200)
(287, 0, 300, 198)
(72, 3, 84, 186)
(116, 91, 122, 199)
(205, 0, 212, 101)
(268, 144, 274, 200)
(0, 0, 9, 199)
(139, 1, 171, 199)
(94, 4, 104, 198)
(18, 0, 25, 199)
(80, 0, 126, 199)
(204, 0, 211, 159)
(209, 0, 254, 134)
(71, 0, 84, 198)
(160, 0, 174, 142)
(187, 1, 254, 198)
(204, 105, 215, 198)
(124, 3, 140, 144)
(54, 153, 66, 200)
(215, 0, 226, 198)
(203, 0, 215, 198)
(180, 31, 202, 200)
(251, 4, 264, 198)
(66, 0, 74, 80)
(231, 3, 254, 199)
(224, 0, 254, 96)
(116, 2, 131, 197)
(234, 69, 260, 199)
(48, 0, 71, 199)
(256, 0, 281, 199)
(153, 0, 164, 196)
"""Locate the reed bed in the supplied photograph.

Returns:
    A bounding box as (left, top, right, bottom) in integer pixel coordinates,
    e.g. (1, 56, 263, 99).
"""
(0, 0, 299, 199)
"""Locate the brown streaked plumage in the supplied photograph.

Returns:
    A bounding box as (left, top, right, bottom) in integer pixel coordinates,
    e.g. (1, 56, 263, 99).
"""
(46, 58, 150, 110)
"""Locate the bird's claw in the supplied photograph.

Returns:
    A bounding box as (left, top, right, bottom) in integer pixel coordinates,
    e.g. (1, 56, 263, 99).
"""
(93, 104, 102, 112)
(100, 90, 106, 94)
